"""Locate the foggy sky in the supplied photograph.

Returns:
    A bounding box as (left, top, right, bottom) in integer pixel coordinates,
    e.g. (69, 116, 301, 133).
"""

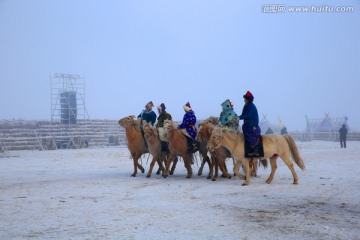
(0, 0, 359, 131)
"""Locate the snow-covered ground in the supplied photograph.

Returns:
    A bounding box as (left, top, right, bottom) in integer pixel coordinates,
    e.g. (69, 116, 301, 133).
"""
(1, 141, 359, 240)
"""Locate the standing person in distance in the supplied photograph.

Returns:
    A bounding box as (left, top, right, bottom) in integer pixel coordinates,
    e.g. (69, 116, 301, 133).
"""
(339, 124, 348, 148)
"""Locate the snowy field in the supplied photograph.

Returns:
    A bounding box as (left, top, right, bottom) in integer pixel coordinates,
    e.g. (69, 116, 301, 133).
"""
(1, 141, 360, 240)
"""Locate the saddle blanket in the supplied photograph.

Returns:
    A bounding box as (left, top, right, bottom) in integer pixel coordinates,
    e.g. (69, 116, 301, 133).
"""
(157, 127, 169, 142)
(244, 135, 264, 158)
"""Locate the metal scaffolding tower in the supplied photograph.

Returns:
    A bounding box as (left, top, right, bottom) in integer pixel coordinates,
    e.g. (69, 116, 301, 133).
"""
(50, 73, 90, 126)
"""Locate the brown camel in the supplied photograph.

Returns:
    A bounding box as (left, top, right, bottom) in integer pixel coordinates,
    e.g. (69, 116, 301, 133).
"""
(196, 117, 232, 181)
(163, 120, 212, 179)
(118, 115, 147, 177)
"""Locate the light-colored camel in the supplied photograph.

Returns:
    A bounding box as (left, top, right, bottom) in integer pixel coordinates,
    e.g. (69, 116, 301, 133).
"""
(196, 118, 267, 181)
(207, 127, 305, 186)
(143, 123, 178, 177)
(143, 123, 166, 177)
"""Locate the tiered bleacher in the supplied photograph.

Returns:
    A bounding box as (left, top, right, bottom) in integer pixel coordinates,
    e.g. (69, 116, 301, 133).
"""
(0, 119, 126, 151)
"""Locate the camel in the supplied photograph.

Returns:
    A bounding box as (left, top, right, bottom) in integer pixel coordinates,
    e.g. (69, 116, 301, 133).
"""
(196, 118, 267, 181)
(118, 115, 148, 177)
(143, 123, 178, 177)
(162, 120, 212, 179)
(196, 117, 232, 181)
(207, 126, 305, 186)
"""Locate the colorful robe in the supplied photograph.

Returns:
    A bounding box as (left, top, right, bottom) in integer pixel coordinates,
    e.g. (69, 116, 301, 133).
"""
(178, 111, 197, 139)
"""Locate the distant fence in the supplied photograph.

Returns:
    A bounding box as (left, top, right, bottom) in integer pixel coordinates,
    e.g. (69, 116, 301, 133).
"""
(289, 131, 360, 142)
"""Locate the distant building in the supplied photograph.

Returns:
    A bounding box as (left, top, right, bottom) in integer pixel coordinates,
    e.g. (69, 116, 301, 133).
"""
(259, 115, 281, 133)
(306, 114, 349, 133)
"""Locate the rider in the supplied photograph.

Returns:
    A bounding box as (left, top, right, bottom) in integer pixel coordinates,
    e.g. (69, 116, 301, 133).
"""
(156, 103, 173, 152)
(137, 101, 157, 125)
(156, 103, 172, 127)
(178, 102, 198, 150)
(219, 99, 239, 130)
(238, 91, 261, 156)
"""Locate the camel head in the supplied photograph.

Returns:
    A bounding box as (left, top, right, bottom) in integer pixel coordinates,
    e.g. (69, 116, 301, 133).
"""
(196, 121, 214, 142)
(164, 120, 176, 138)
(118, 115, 142, 131)
(118, 115, 136, 128)
(205, 116, 219, 125)
(143, 123, 158, 140)
(207, 126, 223, 152)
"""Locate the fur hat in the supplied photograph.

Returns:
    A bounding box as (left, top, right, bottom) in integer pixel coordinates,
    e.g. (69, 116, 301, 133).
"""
(157, 103, 166, 113)
(243, 91, 254, 101)
(160, 103, 166, 112)
(183, 102, 192, 112)
(146, 101, 154, 109)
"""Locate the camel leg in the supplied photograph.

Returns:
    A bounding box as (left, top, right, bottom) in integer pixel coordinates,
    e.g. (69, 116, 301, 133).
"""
(137, 161, 145, 174)
(197, 158, 206, 176)
(163, 153, 176, 178)
(212, 155, 219, 181)
(204, 155, 213, 179)
(146, 155, 157, 178)
(170, 157, 178, 175)
(137, 154, 145, 173)
(183, 155, 193, 179)
(251, 159, 258, 177)
(233, 159, 245, 180)
(131, 153, 144, 177)
(219, 157, 231, 179)
(156, 154, 166, 175)
(197, 154, 212, 179)
(242, 159, 251, 186)
(282, 156, 299, 184)
(235, 161, 244, 177)
(266, 155, 278, 184)
(131, 155, 138, 177)
(156, 155, 166, 177)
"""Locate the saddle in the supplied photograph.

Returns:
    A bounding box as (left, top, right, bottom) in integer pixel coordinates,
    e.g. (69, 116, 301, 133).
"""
(244, 136, 264, 158)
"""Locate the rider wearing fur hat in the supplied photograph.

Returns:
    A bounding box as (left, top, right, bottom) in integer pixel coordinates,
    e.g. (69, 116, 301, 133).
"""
(219, 99, 239, 130)
(178, 102, 197, 139)
(156, 103, 172, 127)
(239, 91, 261, 156)
(137, 101, 157, 125)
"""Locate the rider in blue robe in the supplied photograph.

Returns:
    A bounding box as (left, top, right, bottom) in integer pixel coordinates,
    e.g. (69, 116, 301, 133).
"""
(238, 91, 261, 155)
(178, 102, 197, 139)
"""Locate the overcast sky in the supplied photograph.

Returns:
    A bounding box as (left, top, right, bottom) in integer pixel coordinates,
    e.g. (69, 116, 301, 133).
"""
(0, 0, 359, 131)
